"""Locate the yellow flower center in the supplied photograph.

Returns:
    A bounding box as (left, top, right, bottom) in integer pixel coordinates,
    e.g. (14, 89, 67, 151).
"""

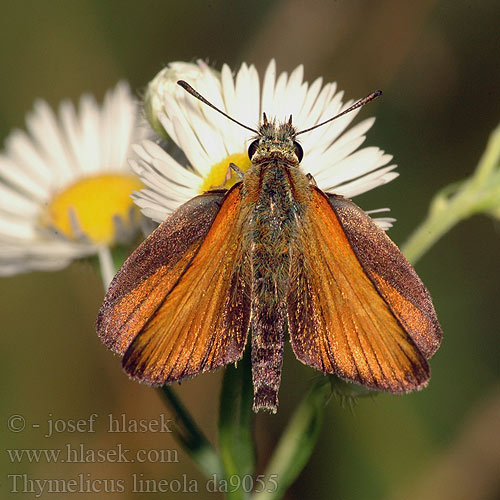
(41, 173, 143, 245)
(199, 152, 251, 193)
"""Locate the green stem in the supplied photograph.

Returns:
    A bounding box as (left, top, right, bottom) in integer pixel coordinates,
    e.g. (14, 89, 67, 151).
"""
(219, 349, 255, 500)
(402, 122, 500, 264)
(251, 378, 331, 500)
(400, 190, 471, 264)
(160, 386, 223, 479)
(473, 123, 500, 183)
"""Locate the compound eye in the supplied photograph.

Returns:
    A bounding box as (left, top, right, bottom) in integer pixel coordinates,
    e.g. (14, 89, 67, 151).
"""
(293, 141, 304, 162)
(248, 139, 260, 160)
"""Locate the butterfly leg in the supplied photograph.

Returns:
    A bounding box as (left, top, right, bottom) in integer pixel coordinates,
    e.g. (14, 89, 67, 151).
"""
(306, 173, 318, 186)
(208, 162, 245, 190)
(229, 162, 245, 180)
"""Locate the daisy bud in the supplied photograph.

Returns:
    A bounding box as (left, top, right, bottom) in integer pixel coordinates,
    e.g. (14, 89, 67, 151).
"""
(144, 61, 217, 139)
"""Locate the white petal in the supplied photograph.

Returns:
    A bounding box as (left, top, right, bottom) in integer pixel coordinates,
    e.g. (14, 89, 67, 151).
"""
(332, 165, 399, 197)
(0, 214, 38, 239)
(5, 130, 54, 186)
(77, 94, 102, 174)
(315, 147, 388, 188)
(59, 99, 86, 173)
(295, 76, 323, 126)
(0, 183, 40, 217)
(373, 217, 396, 230)
(25, 100, 76, 184)
(137, 141, 201, 185)
(0, 155, 49, 200)
(261, 59, 277, 117)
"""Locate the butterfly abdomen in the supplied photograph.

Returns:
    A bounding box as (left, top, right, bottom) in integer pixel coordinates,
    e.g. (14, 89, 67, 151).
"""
(246, 163, 310, 412)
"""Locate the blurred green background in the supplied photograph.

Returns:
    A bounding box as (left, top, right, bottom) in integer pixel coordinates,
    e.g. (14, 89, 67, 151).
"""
(1, 1, 499, 499)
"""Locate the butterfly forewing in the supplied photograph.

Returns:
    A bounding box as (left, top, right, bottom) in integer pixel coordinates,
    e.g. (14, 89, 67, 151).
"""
(326, 192, 442, 359)
(122, 183, 252, 384)
(96, 190, 228, 355)
(288, 188, 438, 393)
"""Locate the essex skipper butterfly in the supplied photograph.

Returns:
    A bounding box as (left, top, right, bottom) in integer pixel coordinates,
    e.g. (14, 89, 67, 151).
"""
(97, 80, 442, 413)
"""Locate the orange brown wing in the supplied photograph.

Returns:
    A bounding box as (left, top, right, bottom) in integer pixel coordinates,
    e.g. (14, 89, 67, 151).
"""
(326, 192, 442, 359)
(121, 183, 252, 385)
(288, 187, 441, 393)
(97, 189, 228, 355)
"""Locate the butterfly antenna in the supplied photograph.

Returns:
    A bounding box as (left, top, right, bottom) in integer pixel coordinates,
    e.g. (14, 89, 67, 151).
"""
(177, 80, 259, 134)
(296, 90, 382, 136)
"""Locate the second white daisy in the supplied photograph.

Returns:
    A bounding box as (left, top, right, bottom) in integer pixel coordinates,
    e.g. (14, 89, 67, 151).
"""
(0, 82, 149, 282)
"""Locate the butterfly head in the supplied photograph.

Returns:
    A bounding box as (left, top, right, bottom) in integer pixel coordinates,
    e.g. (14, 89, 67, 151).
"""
(176, 79, 381, 168)
(248, 113, 304, 165)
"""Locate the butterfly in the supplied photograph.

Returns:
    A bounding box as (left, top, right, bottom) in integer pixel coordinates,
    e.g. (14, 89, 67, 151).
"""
(97, 81, 442, 413)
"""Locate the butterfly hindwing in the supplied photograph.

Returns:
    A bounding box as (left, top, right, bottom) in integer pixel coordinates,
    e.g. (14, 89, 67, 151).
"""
(288, 187, 440, 393)
(121, 183, 252, 385)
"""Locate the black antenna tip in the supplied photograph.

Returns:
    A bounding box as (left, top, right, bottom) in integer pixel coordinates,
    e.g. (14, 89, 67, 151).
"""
(374, 90, 382, 97)
(177, 80, 189, 89)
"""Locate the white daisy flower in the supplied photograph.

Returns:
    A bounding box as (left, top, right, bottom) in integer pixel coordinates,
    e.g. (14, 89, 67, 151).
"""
(0, 82, 149, 285)
(133, 59, 398, 229)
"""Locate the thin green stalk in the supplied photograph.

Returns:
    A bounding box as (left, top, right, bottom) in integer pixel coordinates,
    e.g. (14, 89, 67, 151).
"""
(402, 122, 500, 264)
(160, 386, 223, 479)
(219, 348, 255, 500)
(401, 187, 471, 264)
(251, 378, 331, 500)
(473, 123, 500, 183)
